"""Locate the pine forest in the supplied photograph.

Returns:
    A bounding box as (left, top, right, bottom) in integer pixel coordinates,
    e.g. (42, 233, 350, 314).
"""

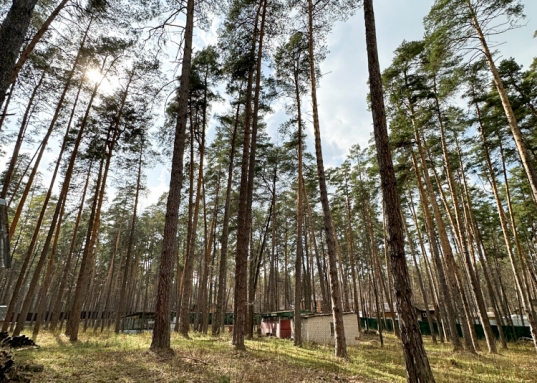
(0, 0, 537, 382)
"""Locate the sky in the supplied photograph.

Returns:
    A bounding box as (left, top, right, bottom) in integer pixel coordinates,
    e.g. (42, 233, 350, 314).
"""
(145, 0, 537, 208)
(2, 0, 536, 210)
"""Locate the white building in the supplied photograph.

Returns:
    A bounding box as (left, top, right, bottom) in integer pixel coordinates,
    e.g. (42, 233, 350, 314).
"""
(298, 312, 362, 346)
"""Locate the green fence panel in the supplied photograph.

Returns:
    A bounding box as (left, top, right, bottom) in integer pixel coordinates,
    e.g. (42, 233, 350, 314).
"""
(360, 318, 532, 342)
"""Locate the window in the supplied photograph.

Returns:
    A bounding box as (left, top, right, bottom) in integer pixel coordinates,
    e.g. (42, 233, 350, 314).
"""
(330, 322, 334, 337)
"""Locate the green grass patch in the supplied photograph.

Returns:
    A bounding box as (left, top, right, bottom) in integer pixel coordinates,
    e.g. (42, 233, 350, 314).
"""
(7, 329, 536, 382)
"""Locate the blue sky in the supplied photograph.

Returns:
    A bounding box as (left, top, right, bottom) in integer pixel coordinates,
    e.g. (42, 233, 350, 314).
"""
(2, 1, 535, 209)
(145, 0, 537, 208)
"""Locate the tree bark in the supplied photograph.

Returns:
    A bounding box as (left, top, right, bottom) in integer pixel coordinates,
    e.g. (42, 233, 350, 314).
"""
(413, 122, 477, 352)
(95, 223, 121, 332)
(468, 6, 537, 204)
(0, 0, 39, 109)
(403, 216, 437, 344)
(303, 181, 329, 312)
(8, 0, 70, 86)
(11, 72, 92, 336)
(0, 80, 15, 131)
(115, 136, 144, 333)
(8, 19, 92, 240)
(174, 118, 195, 333)
(363, 0, 435, 380)
(342, 171, 361, 332)
(1, 69, 46, 199)
(232, 0, 263, 350)
(307, 0, 347, 358)
(179, 123, 205, 337)
(150, 0, 194, 352)
(67, 100, 125, 341)
(433, 92, 496, 353)
(294, 65, 304, 346)
(213, 99, 241, 335)
(457, 157, 507, 348)
(49, 162, 92, 331)
(31, 194, 66, 338)
(199, 178, 219, 334)
(476, 101, 537, 352)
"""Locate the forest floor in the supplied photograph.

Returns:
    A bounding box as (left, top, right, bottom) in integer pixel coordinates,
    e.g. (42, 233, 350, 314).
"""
(7, 329, 536, 382)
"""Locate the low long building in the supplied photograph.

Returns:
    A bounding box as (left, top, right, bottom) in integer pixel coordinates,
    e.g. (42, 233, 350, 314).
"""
(260, 311, 362, 345)
(301, 312, 361, 346)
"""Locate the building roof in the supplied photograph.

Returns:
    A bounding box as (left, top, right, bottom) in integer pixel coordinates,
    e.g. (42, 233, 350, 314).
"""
(260, 310, 312, 318)
(301, 311, 359, 319)
(123, 312, 155, 319)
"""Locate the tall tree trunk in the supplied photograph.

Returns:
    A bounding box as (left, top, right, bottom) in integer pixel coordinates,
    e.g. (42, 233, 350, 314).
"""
(413, 122, 476, 352)
(476, 101, 537, 352)
(196, 67, 216, 335)
(294, 70, 304, 346)
(115, 137, 144, 333)
(468, 5, 537, 204)
(343, 173, 361, 333)
(150, 0, 194, 351)
(303, 182, 329, 312)
(403, 216, 437, 344)
(174, 121, 195, 333)
(307, 0, 346, 358)
(458, 160, 507, 348)
(284, 225, 290, 309)
(95, 223, 121, 332)
(67, 120, 121, 341)
(8, 19, 92, 240)
(11, 72, 91, 336)
(433, 92, 496, 353)
(49, 162, 92, 331)
(0, 80, 15, 131)
(363, 1, 435, 379)
(1, 69, 46, 199)
(213, 99, 241, 335)
(268, 198, 278, 312)
(0, 0, 39, 109)
(199, 179, 219, 334)
(232, 0, 263, 350)
(180, 123, 205, 337)
(244, 0, 269, 344)
(381, 208, 400, 338)
(8, 0, 70, 86)
(31, 194, 66, 338)
(410, 149, 460, 347)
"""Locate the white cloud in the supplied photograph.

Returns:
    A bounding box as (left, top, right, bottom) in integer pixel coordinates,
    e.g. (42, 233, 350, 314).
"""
(142, 165, 169, 209)
(262, 0, 537, 168)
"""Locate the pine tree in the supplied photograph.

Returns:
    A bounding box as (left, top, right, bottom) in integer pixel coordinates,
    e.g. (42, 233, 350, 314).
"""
(363, 0, 435, 380)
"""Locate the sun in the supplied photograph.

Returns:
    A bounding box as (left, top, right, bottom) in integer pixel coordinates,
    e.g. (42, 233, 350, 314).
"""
(85, 68, 119, 94)
(86, 68, 104, 84)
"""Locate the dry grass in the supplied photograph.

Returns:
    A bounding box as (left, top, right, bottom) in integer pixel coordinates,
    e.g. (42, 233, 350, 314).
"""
(8, 329, 536, 382)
